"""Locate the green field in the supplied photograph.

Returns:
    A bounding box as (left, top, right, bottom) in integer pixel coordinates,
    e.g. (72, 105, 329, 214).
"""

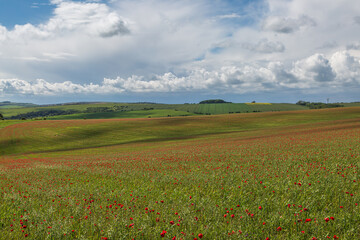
(1, 101, 359, 120)
(0, 102, 310, 119)
(1, 107, 359, 156)
(0, 107, 359, 239)
(47, 109, 195, 120)
(342, 102, 360, 107)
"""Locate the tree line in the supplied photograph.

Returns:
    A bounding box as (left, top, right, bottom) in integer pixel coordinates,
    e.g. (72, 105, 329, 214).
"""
(296, 101, 344, 109)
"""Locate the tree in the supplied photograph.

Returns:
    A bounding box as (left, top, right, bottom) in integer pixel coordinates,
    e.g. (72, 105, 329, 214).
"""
(0, 113, 3, 120)
(199, 99, 231, 104)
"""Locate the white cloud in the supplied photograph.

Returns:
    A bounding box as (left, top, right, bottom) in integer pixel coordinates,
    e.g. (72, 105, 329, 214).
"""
(346, 42, 360, 50)
(292, 53, 335, 84)
(1, 0, 360, 102)
(330, 51, 360, 84)
(262, 15, 316, 33)
(0, 1, 129, 41)
(1, 51, 359, 97)
(242, 38, 285, 53)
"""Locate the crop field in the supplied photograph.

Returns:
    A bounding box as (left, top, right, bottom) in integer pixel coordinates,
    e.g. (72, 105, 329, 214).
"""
(0, 107, 359, 239)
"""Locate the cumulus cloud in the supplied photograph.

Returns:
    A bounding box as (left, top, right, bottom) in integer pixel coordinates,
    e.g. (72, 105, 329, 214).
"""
(330, 51, 360, 84)
(242, 38, 285, 53)
(0, 0, 129, 41)
(49, 1, 130, 37)
(262, 15, 316, 33)
(1, 51, 359, 96)
(292, 53, 335, 84)
(1, 0, 360, 102)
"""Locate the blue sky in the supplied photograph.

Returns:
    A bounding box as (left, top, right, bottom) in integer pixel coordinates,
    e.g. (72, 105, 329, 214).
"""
(0, 0, 54, 28)
(0, 0, 360, 104)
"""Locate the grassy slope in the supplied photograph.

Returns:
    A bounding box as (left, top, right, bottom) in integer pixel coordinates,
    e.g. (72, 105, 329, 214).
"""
(0, 120, 23, 130)
(0, 106, 360, 239)
(1, 107, 359, 156)
(47, 109, 195, 120)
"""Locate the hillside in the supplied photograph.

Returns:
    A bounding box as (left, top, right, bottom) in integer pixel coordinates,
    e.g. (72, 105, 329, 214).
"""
(0, 101, 37, 109)
(1, 107, 359, 155)
(1, 106, 359, 239)
(0, 102, 309, 119)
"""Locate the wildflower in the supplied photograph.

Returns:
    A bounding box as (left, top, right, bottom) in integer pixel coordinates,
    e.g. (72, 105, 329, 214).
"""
(198, 233, 203, 238)
(277, 227, 282, 231)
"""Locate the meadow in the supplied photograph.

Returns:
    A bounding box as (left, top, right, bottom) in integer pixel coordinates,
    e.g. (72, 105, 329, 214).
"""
(0, 107, 359, 239)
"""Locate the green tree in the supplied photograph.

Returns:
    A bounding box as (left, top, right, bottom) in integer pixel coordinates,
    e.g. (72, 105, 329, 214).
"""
(0, 113, 4, 119)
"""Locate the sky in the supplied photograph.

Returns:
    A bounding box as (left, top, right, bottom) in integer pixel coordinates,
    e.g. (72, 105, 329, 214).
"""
(0, 0, 359, 104)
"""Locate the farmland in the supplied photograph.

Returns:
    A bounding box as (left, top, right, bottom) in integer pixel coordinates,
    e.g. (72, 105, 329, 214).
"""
(0, 107, 359, 239)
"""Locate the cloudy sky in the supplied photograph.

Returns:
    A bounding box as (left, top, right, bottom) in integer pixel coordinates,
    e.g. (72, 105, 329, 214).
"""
(0, 0, 359, 104)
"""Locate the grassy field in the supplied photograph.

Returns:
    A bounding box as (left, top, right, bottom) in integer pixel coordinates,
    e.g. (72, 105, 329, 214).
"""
(1, 107, 359, 156)
(0, 102, 309, 119)
(0, 107, 359, 239)
(342, 102, 360, 107)
(0, 120, 23, 130)
(47, 109, 195, 120)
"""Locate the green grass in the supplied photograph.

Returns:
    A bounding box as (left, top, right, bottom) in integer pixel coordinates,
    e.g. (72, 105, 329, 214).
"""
(47, 109, 195, 120)
(0, 120, 24, 130)
(342, 102, 360, 107)
(174, 103, 308, 114)
(0, 102, 309, 119)
(1, 107, 359, 156)
(0, 105, 25, 109)
(0, 107, 359, 239)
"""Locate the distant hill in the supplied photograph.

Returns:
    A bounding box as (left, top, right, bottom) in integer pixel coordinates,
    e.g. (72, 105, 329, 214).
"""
(1, 101, 359, 120)
(0, 101, 38, 109)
